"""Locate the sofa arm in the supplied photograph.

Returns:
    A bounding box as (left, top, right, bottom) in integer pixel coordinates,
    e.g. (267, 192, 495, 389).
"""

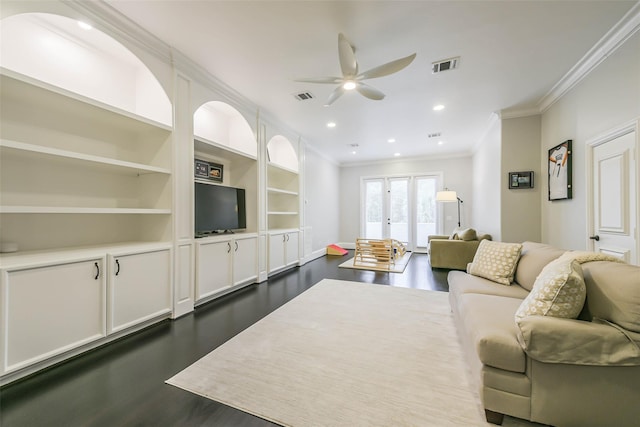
(516, 316, 640, 366)
(429, 239, 481, 270)
(427, 235, 450, 243)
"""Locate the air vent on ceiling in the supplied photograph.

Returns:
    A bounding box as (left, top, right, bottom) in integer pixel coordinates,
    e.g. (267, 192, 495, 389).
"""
(294, 92, 315, 101)
(432, 57, 459, 74)
(428, 132, 442, 138)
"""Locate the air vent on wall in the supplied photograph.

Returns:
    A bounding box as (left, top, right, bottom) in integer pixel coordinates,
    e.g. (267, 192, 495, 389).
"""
(432, 57, 460, 74)
(428, 132, 442, 138)
(294, 92, 315, 101)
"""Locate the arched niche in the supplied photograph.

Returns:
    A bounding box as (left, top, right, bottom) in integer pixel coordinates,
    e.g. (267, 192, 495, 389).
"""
(0, 12, 171, 126)
(193, 101, 257, 157)
(267, 135, 299, 172)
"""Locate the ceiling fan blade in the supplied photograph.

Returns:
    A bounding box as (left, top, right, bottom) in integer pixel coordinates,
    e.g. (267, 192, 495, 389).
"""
(338, 33, 358, 77)
(294, 76, 343, 84)
(357, 53, 417, 80)
(356, 83, 385, 100)
(325, 85, 346, 106)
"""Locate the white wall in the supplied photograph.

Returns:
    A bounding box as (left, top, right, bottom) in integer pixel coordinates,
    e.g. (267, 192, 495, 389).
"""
(472, 117, 502, 240)
(304, 147, 340, 255)
(541, 31, 640, 250)
(501, 115, 542, 243)
(339, 156, 473, 244)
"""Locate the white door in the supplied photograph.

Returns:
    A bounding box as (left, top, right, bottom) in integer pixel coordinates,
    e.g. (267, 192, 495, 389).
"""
(233, 236, 257, 286)
(589, 127, 637, 264)
(285, 232, 299, 266)
(109, 249, 172, 333)
(362, 175, 439, 251)
(197, 240, 232, 299)
(2, 259, 106, 373)
(362, 177, 410, 244)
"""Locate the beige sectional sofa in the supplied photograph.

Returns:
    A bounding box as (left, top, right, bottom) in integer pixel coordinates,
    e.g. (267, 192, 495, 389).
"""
(448, 241, 640, 426)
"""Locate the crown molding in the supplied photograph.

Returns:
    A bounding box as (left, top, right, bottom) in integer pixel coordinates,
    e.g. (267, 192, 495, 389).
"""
(537, 1, 640, 112)
(339, 150, 473, 168)
(499, 107, 542, 120)
(62, 0, 172, 63)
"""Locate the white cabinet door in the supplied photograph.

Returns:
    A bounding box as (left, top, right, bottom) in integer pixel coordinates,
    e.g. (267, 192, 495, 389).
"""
(233, 236, 257, 286)
(1, 259, 106, 374)
(285, 232, 299, 266)
(109, 249, 171, 334)
(268, 233, 286, 273)
(197, 239, 232, 300)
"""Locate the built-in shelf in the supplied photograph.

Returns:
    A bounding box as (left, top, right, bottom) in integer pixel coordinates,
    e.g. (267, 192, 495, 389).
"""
(267, 187, 298, 196)
(0, 206, 172, 214)
(1, 68, 172, 131)
(195, 136, 257, 162)
(0, 140, 172, 176)
(267, 161, 298, 175)
(267, 211, 299, 216)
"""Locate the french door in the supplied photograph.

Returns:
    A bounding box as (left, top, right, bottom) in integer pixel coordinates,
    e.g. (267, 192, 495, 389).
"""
(362, 175, 439, 252)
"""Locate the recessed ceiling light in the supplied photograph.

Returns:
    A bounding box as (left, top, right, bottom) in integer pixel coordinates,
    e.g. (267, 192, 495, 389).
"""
(343, 81, 357, 90)
(394, 152, 401, 157)
(438, 141, 444, 145)
(351, 151, 357, 155)
(387, 138, 396, 143)
(433, 104, 445, 111)
(77, 21, 92, 30)
(327, 122, 336, 128)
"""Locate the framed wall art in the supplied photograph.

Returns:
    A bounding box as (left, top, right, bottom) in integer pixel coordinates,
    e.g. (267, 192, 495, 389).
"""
(194, 158, 223, 183)
(548, 140, 572, 201)
(508, 171, 534, 189)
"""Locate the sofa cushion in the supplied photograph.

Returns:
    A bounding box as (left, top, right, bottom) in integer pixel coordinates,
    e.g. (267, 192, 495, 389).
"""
(467, 240, 523, 286)
(457, 293, 526, 373)
(582, 261, 640, 333)
(515, 258, 585, 320)
(448, 270, 530, 300)
(515, 241, 566, 291)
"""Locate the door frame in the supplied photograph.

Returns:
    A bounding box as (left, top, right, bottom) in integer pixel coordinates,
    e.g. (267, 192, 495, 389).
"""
(359, 172, 443, 252)
(585, 118, 639, 261)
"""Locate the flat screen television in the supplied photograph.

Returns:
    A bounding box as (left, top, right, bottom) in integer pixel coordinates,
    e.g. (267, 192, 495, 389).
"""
(195, 182, 246, 236)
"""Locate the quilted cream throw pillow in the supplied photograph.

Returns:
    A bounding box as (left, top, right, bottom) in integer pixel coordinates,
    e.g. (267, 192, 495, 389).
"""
(467, 240, 522, 285)
(515, 258, 585, 320)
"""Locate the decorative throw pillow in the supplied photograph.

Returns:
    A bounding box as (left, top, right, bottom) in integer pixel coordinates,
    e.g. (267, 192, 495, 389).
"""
(457, 228, 477, 241)
(515, 258, 585, 320)
(467, 240, 522, 285)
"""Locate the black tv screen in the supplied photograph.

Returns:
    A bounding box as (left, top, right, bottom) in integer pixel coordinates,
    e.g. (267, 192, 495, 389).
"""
(195, 183, 246, 235)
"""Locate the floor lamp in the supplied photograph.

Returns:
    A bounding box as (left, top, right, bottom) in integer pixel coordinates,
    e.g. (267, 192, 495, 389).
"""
(436, 190, 463, 227)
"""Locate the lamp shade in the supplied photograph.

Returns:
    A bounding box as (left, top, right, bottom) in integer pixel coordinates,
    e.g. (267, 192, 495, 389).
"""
(436, 190, 458, 202)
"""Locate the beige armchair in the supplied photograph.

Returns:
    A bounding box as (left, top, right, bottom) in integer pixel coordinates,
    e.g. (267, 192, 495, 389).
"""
(428, 228, 491, 270)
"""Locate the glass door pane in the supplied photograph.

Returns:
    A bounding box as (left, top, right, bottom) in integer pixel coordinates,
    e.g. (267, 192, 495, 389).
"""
(364, 179, 383, 239)
(389, 178, 409, 244)
(415, 176, 437, 249)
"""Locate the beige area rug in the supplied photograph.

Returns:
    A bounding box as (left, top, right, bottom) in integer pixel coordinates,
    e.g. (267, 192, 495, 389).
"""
(167, 279, 538, 427)
(338, 251, 412, 273)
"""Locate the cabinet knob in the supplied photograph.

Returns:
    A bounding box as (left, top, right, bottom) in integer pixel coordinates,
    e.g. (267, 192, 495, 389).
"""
(227, 242, 231, 253)
(115, 259, 121, 276)
(94, 262, 100, 280)
(235, 241, 239, 252)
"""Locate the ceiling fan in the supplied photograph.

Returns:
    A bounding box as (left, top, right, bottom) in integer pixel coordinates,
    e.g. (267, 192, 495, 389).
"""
(295, 33, 416, 106)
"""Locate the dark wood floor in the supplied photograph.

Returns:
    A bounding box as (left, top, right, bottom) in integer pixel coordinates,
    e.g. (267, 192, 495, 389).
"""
(0, 252, 449, 427)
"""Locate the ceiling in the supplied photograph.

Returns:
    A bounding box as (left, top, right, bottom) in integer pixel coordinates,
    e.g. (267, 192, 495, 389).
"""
(105, 0, 636, 165)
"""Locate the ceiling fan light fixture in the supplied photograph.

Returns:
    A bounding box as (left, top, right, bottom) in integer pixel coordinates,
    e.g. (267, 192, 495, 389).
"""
(343, 81, 357, 90)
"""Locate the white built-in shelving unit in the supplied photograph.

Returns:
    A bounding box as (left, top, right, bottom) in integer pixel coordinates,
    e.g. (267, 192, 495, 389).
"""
(0, 69, 173, 252)
(192, 101, 259, 303)
(0, 13, 174, 385)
